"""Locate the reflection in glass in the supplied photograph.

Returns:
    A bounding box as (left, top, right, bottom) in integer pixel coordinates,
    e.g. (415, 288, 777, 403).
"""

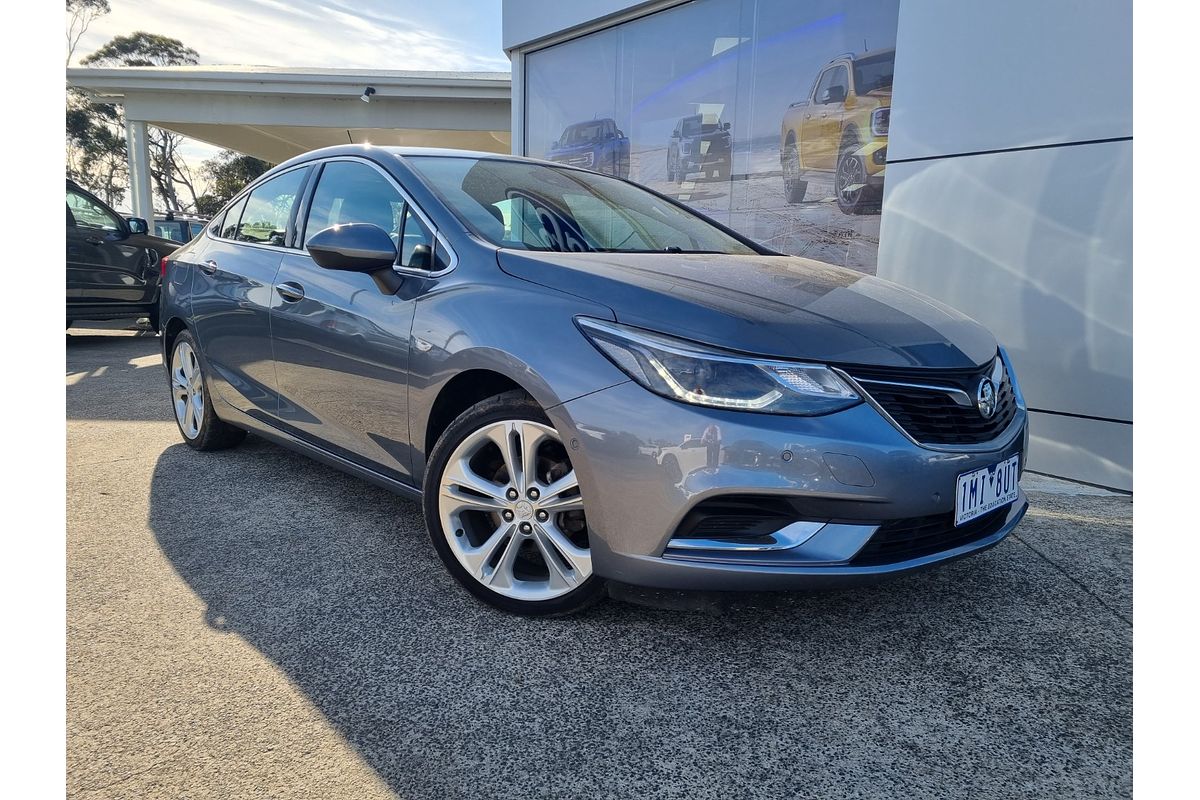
(522, 0, 901, 275)
(547, 118, 630, 178)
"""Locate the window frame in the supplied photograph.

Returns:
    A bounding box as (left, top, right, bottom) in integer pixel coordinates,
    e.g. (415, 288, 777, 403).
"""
(296, 156, 457, 277)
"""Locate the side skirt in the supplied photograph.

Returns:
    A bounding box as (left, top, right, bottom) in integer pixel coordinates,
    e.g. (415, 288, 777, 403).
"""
(215, 400, 424, 502)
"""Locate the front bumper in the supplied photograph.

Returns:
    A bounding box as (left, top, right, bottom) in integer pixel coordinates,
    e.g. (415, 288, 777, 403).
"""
(547, 380, 1028, 591)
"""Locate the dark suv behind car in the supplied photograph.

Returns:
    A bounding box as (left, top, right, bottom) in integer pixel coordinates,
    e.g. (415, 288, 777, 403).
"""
(667, 113, 732, 182)
(66, 179, 179, 330)
(151, 213, 209, 243)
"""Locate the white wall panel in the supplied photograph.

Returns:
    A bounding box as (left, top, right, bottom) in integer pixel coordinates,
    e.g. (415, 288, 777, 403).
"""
(889, 0, 1131, 160)
(878, 139, 1131, 425)
(1027, 412, 1131, 492)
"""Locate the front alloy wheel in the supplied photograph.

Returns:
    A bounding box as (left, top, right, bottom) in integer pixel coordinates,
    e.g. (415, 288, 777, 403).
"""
(424, 392, 603, 615)
(835, 145, 873, 214)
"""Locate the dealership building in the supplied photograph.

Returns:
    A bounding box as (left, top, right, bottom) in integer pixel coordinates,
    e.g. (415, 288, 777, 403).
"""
(502, 0, 1132, 490)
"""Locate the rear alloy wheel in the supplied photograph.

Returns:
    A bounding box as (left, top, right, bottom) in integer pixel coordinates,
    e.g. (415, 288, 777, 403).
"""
(168, 330, 246, 451)
(782, 141, 808, 204)
(424, 392, 604, 615)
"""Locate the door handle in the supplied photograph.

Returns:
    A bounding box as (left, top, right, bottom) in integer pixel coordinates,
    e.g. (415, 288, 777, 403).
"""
(199, 260, 218, 275)
(85, 236, 105, 246)
(276, 282, 305, 302)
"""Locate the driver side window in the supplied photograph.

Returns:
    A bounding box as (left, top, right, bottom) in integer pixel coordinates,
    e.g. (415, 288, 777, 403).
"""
(67, 188, 121, 232)
(815, 65, 849, 104)
(304, 161, 404, 249)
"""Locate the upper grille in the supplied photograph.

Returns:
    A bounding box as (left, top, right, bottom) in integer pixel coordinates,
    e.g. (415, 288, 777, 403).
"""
(850, 506, 1010, 566)
(845, 358, 1018, 446)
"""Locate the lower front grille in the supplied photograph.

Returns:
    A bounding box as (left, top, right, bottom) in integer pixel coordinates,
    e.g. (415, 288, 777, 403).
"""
(672, 495, 799, 541)
(850, 506, 1011, 566)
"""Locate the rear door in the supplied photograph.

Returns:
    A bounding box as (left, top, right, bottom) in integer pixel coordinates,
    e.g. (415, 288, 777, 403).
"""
(189, 166, 310, 418)
(66, 184, 152, 307)
(271, 158, 440, 481)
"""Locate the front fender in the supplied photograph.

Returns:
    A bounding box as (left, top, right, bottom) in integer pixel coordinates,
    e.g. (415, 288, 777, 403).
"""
(407, 274, 629, 477)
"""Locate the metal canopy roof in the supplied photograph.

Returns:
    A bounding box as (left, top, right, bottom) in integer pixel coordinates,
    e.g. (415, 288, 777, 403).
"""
(66, 65, 513, 163)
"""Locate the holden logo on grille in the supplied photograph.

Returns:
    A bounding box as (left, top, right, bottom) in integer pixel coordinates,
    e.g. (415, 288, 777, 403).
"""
(976, 377, 998, 419)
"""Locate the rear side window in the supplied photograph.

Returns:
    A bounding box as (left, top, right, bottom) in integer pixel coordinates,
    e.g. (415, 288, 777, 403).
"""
(220, 195, 249, 239)
(235, 168, 307, 246)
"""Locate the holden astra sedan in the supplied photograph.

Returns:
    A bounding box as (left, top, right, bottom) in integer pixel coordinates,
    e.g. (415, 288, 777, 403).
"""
(160, 145, 1028, 616)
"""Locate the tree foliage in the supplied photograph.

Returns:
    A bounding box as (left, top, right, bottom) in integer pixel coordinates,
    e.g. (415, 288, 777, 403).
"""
(195, 151, 272, 216)
(66, 0, 110, 66)
(81, 32, 199, 68)
(69, 32, 202, 213)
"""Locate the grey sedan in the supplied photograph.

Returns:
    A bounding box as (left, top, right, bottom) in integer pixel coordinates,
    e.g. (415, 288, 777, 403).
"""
(160, 145, 1028, 615)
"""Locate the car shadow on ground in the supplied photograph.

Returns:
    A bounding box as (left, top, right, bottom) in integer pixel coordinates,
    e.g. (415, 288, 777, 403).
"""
(145, 433, 1129, 799)
(68, 333, 169, 423)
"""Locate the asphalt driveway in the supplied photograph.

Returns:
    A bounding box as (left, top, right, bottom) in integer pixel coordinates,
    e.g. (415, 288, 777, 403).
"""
(66, 325, 1132, 799)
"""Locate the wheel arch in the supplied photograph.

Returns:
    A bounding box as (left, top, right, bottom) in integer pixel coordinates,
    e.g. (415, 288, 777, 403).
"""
(422, 368, 532, 463)
(162, 316, 188, 360)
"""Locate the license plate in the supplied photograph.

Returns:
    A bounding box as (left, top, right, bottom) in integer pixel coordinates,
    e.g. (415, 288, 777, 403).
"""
(955, 454, 1020, 526)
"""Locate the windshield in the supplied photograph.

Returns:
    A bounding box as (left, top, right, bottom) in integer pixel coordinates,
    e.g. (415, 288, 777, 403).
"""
(681, 115, 720, 137)
(561, 121, 612, 145)
(406, 156, 759, 255)
(853, 52, 894, 93)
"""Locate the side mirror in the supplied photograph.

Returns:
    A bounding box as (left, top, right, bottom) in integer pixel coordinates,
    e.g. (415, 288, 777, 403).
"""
(307, 223, 402, 293)
(722, 122, 731, 131)
(551, 140, 560, 149)
(127, 217, 149, 235)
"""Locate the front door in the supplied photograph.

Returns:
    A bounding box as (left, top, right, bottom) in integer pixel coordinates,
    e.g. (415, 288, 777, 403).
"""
(802, 64, 848, 170)
(189, 166, 309, 417)
(66, 185, 154, 308)
(270, 159, 433, 482)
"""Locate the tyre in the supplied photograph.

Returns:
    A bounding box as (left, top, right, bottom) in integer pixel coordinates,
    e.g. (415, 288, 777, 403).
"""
(835, 141, 875, 215)
(148, 306, 161, 333)
(782, 140, 808, 204)
(168, 330, 246, 451)
(423, 390, 605, 616)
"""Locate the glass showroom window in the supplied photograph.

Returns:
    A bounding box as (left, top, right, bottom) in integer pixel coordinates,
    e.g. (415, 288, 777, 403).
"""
(522, 0, 900, 275)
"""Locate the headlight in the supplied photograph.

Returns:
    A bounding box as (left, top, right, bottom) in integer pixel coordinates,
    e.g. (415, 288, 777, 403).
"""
(577, 318, 860, 416)
(871, 107, 890, 137)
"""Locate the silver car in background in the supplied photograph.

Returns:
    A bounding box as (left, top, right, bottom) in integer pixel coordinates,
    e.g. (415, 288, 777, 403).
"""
(160, 145, 1027, 615)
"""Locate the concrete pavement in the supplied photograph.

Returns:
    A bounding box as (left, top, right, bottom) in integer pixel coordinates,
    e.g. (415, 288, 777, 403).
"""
(67, 325, 1132, 799)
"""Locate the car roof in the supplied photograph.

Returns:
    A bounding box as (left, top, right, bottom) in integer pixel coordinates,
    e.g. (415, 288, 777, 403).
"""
(266, 144, 589, 179)
(823, 47, 896, 67)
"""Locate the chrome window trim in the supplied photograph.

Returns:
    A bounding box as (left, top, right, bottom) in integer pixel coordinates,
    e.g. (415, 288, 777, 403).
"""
(834, 355, 1025, 454)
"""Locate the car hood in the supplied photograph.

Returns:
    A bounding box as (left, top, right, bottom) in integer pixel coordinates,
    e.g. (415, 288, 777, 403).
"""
(550, 140, 604, 155)
(497, 250, 997, 369)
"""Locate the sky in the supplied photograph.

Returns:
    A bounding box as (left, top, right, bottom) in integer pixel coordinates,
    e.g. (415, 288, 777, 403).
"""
(69, 0, 507, 196)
